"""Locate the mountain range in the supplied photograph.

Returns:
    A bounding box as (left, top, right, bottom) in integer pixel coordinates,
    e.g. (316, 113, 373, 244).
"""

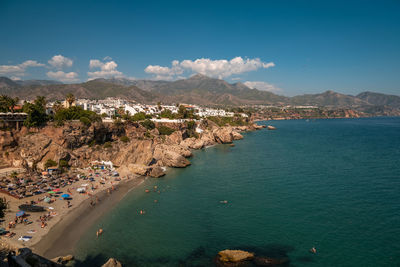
(0, 75, 399, 112)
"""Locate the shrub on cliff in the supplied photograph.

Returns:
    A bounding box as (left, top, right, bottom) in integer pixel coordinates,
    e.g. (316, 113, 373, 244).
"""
(120, 136, 130, 143)
(59, 159, 69, 170)
(157, 125, 175, 135)
(104, 141, 112, 148)
(44, 159, 57, 169)
(80, 116, 91, 126)
(140, 119, 155, 130)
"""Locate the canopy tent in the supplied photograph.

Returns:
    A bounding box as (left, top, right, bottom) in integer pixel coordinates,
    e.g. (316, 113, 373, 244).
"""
(61, 194, 70, 198)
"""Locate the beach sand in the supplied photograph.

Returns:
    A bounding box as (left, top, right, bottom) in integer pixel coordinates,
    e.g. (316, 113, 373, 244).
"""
(0, 169, 145, 260)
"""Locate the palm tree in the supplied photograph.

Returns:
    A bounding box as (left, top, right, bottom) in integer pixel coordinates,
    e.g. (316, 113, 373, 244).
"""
(65, 93, 75, 107)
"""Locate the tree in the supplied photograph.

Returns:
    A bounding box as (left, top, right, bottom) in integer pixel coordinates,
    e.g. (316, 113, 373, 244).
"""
(23, 96, 48, 127)
(0, 95, 19, 113)
(52, 100, 63, 113)
(65, 93, 75, 107)
(157, 102, 162, 111)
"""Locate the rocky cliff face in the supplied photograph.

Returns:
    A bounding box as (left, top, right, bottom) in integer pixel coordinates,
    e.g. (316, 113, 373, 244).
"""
(0, 120, 262, 177)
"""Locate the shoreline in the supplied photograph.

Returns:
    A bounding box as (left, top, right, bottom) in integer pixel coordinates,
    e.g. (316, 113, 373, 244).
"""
(31, 175, 145, 258)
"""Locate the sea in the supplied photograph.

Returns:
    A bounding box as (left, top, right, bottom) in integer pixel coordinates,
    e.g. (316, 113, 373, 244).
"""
(73, 117, 400, 267)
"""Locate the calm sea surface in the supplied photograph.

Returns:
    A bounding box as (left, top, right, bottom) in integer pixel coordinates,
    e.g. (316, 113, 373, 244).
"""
(74, 117, 400, 266)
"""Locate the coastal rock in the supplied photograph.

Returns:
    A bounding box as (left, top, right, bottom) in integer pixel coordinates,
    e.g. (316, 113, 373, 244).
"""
(102, 258, 122, 267)
(153, 144, 191, 168)
(127, 164, 149, 176)
(232, 131, 243, 140)
(149, 165, 165, 178)
(216, 250, 254, 266)
(165, 131, 183, 145)
(51, 254, 74, 264)
(213, 127, 234, 144)
(180, 137, 205, 150)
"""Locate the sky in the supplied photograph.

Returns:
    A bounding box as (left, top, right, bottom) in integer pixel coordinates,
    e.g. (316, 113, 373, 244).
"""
(0, 0, 399, 96)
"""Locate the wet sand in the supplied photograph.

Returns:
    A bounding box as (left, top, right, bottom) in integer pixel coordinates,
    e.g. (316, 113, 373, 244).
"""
(31, 176, 145, 259)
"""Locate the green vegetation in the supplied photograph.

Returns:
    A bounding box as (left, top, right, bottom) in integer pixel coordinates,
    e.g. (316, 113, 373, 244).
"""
(140, 119, 155, 130)
(207, 116, 249, 127)
(0, 95, 19, 112)
(185, 120, 198, 138)
(23, 96, 49, 127)
(54, 106, 101, 125)
(160, 109, 176, 119)
(120, 135, 130, 143)
(79, 116, 91, 126)
(59, 159, 69, 169)
(44, 159, 57, 169)
(104, 141, 112, 148)
(157, 125, 175, 135)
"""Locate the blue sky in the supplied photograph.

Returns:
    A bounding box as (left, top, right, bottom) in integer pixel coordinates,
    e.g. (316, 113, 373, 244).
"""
(0, 0, 399, 96)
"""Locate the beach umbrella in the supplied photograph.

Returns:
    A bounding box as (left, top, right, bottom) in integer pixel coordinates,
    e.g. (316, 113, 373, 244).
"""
(47, 191, 55, 194)
(44, 197, 51, 203)
(16, 211, 25, 217)
(61, 194, 70, 198)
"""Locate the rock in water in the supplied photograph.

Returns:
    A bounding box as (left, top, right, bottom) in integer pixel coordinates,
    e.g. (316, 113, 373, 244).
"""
(217, 249, 254, 263)
(102, 258, 122, 267)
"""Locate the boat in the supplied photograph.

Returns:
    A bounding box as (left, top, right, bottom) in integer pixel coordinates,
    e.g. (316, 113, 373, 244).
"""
(267, 125, 276, 130)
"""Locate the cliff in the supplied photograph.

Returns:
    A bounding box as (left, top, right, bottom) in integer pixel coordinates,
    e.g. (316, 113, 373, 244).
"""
(0, 120, 262, 178)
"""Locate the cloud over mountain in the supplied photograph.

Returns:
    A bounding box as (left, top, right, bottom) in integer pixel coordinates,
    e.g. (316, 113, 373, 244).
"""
(46, 71, 79, 83)
(145, 57, 275, 80)
(244, 81, 281, 93)
(87, 59, 123, 79)
(0, 60, 45, 77)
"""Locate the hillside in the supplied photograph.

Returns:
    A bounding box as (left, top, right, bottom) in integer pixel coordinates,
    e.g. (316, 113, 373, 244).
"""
(0, 76, 399, 111)
(357, 91, 400, 108)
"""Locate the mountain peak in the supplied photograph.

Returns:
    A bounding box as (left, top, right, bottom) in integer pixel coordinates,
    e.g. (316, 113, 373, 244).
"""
(188, 73, 210, 80)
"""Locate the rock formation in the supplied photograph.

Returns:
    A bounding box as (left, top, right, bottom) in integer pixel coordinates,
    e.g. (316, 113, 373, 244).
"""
(102, 258, 123, 267)
(0, 120, 263, 177)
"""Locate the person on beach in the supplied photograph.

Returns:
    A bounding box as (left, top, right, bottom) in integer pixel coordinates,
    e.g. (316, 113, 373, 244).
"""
(96, 228, 103, 237)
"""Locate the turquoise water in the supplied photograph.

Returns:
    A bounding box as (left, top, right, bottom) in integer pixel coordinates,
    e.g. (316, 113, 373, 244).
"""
(74, 117, 400, 266)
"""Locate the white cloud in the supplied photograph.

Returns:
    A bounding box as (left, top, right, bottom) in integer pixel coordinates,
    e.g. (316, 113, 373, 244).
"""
(244, 81, 281, 93)
(47, 71, 79, 83)
(87, 59, 123, 79)
(144, 57, 275, 80)
(103, 56, 112, 61)
(48, 55, 73, 69)
(0, 60, 45, 77)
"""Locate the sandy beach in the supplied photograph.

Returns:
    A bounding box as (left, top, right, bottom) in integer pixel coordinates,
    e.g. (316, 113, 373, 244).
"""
(0, 168, 146, 260)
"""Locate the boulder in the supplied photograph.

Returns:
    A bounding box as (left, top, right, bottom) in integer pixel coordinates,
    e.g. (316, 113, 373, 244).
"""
(232, 131, 243, 140)
(127, 164, 149, 176)
(153, 144, 191, 168)
(149, 166, 165, 178)
(180, 137, 205, 150)
(165, 131, 183, 145)
(213, 127, 234, 144)
(102, 258, 122, 267)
